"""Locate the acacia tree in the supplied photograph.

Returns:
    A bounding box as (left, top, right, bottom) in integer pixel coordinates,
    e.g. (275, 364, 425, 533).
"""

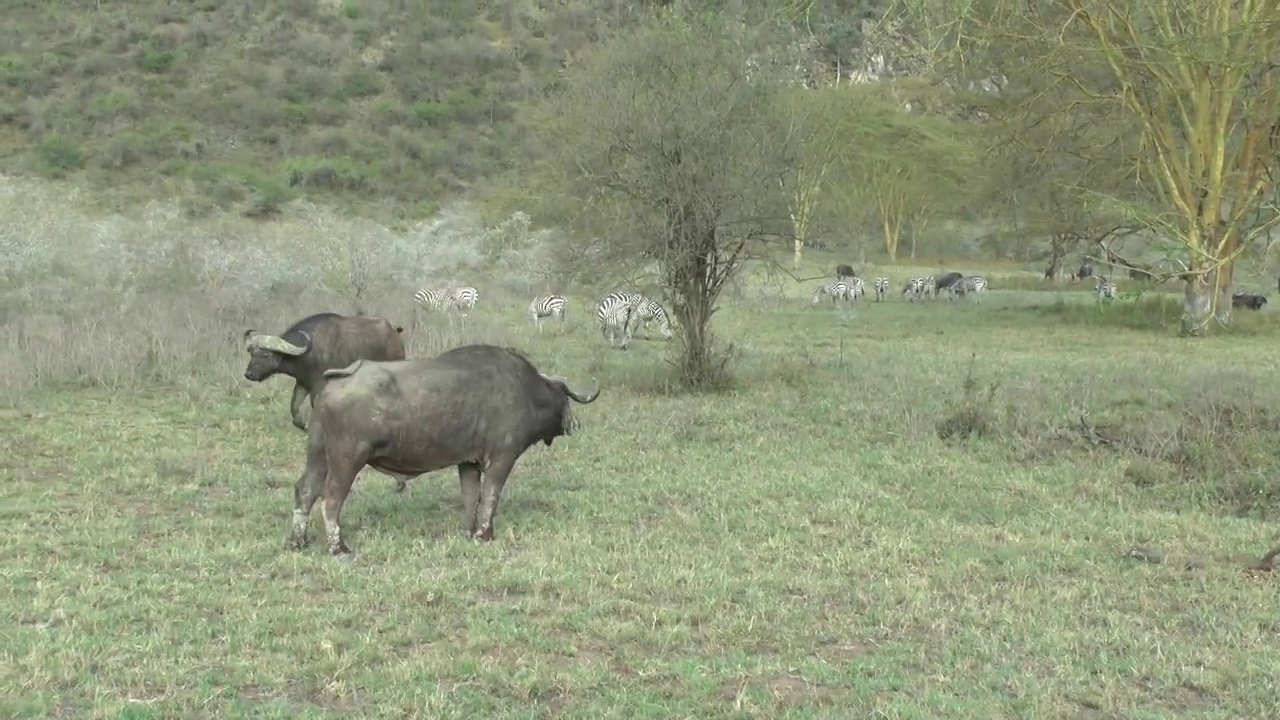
(523, 11, 798, 388)
(827, 80, 977, 262)
(900, 0, 1280, 335)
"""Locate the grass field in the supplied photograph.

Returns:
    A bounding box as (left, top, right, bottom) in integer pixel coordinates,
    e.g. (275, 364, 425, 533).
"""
(5, 260, 1280, 719)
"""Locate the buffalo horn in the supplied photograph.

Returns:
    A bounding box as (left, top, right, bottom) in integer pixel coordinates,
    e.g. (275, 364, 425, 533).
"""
(246, 333, 308, 356)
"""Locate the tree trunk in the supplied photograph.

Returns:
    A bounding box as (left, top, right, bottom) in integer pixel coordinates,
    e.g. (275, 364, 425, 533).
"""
(793, 238, 803, 270)
(1181, 260, 1235, 336)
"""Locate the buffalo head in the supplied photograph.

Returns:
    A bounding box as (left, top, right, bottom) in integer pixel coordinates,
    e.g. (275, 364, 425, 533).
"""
(243, 329, 311, 382)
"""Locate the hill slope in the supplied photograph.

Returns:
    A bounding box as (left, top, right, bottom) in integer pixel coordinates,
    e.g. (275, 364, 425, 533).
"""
(1, 0, 643, 220)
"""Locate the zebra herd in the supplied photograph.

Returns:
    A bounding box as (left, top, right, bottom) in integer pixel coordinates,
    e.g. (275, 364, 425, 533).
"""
(815, 273, 991, 305)
(413, 285, 675, 350)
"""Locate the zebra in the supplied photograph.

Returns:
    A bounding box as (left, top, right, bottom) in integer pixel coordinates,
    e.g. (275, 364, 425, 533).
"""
(529, 294, 568, 333)
(1095, 277, 1117, 301)
(596, 293, 636, 349)
(450, 286, 479, 315)
(922, 275, 938, 299)
(901, 277, 927, 302)
(618, 292, 674, 339)
(873, 277, 890, 302)
(950, 276, 989, 302)
(812, 279, 852, 305)
(413, 288, 453, 312)
(846, 276, 866, 301)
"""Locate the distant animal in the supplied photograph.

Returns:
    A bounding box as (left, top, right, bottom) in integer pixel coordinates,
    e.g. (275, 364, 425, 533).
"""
(596, 293, 637, 349)
(836, 264, 857, 280)
(529, 294, 569, 332)
(288, 344, 600, 555)
(951, 276, 989, 302)
(873, 277, 890, 302)
(1232, 292, 1267, 311)
(1095, 278, 1117, 300)
(619, 292, 675, 340)
(812, 279, 852, 305)
(243, 312, 406, 432)
(846, 276, 866, 300)
(412, 288, 453, 312)
(922, 275, 939, 299)
(934, 272, 964, 294)
(902, 277, 927, 301)
(450, 286, 480, 315)
(1076, 260, 1095, 282)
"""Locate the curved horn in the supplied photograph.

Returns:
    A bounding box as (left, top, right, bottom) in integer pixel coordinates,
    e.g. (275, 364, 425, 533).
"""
(246, 332, 308, 356)
(542, 373, 600, 404)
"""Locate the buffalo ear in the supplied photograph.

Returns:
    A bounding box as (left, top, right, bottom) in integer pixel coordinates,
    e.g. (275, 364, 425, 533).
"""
(244, 329, 258, 341)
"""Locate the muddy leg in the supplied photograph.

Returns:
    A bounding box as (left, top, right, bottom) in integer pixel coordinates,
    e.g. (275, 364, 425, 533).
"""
(288, 435, 327, 550)
(289, 383, 309, 431)
(473, 457, 517, 542)
(458, 462, 482, 537)
(321, 457, 364, 555)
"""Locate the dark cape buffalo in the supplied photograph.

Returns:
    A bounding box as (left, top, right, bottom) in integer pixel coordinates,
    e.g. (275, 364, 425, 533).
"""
(243, 312, 406, 432)
(289, 344, 600, 555)
(1231, 293, 1268, 311)
(934, 271, 964, 292)
(835, 264, 857, 279)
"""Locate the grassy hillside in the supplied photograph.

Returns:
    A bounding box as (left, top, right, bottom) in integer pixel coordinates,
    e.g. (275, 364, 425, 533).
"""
(1, 0, 644, 220)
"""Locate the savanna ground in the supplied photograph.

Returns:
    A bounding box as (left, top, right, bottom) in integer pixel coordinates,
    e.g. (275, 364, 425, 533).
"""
(5, 185, 1280, 719)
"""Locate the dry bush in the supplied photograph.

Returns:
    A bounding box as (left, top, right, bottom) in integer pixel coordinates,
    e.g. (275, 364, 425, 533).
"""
(0, 174, 544, 406)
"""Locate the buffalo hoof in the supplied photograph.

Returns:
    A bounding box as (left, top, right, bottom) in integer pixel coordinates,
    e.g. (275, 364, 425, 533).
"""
(328, 540, 352, 555)
(394, 479, 407, 493)
(471, 525, 495, 542)
(287, 535, 308, 551)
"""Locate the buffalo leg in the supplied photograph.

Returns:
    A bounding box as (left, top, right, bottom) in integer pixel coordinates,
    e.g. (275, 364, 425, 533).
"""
(288, 383, 309, 432)
(473, 456, 517, 542)
(321, 455, 365, 555)
(458, 463, 482, 536)
(288, 434, 327, 550)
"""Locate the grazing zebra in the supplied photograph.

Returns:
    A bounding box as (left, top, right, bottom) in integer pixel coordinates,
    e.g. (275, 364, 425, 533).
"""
(450, 286, 479, 315)
(596, 293, 636, 349)
(812, 279, 852, 305)
(413, 288, 453, 311)
(528, 294, 569, 332)
(922, 276, 938, 299)
(873, 277, 890, 302)
(1095, 277, 1117, 301)
(617, 292, 674, 339)
(952, 276, 989, 302)
(902, 277, 927, 302)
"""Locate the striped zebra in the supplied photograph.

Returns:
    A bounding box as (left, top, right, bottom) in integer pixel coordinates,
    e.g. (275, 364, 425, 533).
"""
(413, 288, 453, 312)
(873, 277, 890, 302)
(1095, 277, 1117, 301)
(596, 293, 636, 349)
(450, 286, 479, 315)
(529, 294, 568, 332)
(618, 292, 674, 339)
(847, 277, 866, 300)
(812, 279, 851, 305)
(952, 276, 989, 302)
(922, 276, 938, 299)
(902, 277, 927, 302)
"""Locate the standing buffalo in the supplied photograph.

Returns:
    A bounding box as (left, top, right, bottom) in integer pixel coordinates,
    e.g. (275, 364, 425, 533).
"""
(1231, 293, 1268, 311)
(835, 264, 857, 280)
(1075, 260, 1095, 282)
(243, 312, 406, 432)
(288, 344, 600, 555)
(934, 271, 964, 293)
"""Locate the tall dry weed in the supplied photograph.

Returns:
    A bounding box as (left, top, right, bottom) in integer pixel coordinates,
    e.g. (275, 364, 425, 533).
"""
(0, 175, 558, 406)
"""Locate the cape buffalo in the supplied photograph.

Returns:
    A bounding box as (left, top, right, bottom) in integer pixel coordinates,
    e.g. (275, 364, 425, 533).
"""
(243, 312, 406, 432)
(835, 264, 857, 280)
(934, 271, 964, 293)
(1075, 260, 1094, 282)
(1232, 293, 1267, 311)
(288, 344, 600, 555)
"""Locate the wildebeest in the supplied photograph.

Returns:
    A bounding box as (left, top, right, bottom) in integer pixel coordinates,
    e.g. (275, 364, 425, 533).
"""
(1232, 293, 1268, 311)
(934, 271, 964, 293)
(835, 264, 857, 280)
(287, 344, 600, 555)
(243, 313, 406, 432)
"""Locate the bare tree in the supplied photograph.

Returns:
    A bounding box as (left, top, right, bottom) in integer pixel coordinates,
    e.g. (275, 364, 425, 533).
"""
(524, 11, 799, 388)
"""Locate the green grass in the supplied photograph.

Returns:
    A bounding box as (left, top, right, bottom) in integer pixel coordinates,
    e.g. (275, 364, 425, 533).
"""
(5, 267, 1280, 719)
